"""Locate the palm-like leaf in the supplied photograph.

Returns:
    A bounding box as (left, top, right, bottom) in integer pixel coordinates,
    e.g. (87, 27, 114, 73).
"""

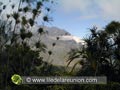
(67, 49, 82, 67)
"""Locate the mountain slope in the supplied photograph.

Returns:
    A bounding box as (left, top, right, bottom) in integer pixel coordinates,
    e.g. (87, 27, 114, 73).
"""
(30, 26, 85, 67)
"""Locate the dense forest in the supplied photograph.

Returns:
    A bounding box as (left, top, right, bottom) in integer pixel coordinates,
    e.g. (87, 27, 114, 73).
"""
(0, 0, 120, 90)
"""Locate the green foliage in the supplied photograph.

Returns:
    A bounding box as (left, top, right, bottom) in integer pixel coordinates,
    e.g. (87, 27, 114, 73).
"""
(23, 6, 29, 13)
(22, 16, 28, 25)
(43, 15, 49, 22)
(48, 50, 52, 55)
(29, 18, 34, 26)
(12, 12, 19, 20)
(0, 0, 57, 90)
(38, 27, 44, 34)
(105, 21, 120, 34)
(64, 21, 120, 90)
(67, 21, 120, 83)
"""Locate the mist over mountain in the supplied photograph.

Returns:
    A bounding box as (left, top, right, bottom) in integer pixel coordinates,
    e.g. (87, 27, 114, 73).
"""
(29, 26, 85, 67)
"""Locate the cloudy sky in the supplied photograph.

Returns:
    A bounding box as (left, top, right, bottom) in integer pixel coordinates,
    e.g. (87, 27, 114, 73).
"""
(51, 0, 120, 38)
(1, 0, 120, 38)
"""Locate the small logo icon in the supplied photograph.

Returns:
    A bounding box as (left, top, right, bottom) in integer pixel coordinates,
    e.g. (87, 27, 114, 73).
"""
(11, 74, 22, 85)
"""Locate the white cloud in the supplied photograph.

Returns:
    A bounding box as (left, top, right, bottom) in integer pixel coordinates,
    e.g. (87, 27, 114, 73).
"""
(59, 0, 120, 20)
(95, 0, 120, 20)
(60, 0, 94, 14)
